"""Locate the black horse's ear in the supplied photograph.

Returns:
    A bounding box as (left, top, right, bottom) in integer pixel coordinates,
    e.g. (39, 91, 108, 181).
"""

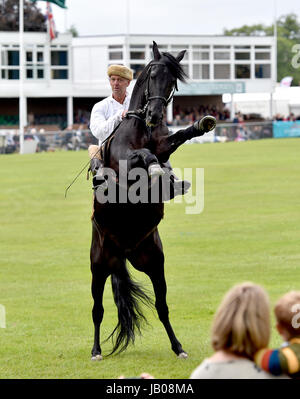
(152, 41, 161, 61)
(176, 50, 186, 62)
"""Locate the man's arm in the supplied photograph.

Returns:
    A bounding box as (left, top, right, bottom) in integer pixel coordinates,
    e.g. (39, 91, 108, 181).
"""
(89, 101, 123, 144)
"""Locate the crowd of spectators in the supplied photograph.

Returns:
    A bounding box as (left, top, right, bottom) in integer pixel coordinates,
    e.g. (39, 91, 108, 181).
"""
(2, 107, 300, 154)
(0, 123, 95, 154)
(273, 112, 300, 121)
(171, 104, 231, 126)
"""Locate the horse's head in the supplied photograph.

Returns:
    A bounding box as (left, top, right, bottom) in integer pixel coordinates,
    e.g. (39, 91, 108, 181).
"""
(145, 42, 187, 127)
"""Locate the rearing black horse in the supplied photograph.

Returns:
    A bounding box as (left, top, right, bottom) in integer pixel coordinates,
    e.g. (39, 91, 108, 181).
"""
(90, 42, 216, 360)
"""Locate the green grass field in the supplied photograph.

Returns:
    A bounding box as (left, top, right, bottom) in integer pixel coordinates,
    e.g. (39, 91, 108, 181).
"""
(1, 138, 300, 379)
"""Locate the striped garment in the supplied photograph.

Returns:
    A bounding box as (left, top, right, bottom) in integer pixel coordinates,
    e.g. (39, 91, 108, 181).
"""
(255, 338, 300, 377)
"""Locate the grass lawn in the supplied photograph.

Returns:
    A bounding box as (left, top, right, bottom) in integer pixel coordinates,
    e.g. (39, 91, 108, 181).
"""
(0, 138, 300, 379)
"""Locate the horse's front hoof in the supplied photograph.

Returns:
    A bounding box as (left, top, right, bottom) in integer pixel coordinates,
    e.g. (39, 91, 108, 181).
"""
(178, 351, 188, 359)
(194, 116, 216, 133)
(91, 354, 103, 361)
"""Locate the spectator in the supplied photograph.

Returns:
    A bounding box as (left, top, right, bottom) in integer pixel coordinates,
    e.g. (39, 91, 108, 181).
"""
(232, 112, 239, 123)
(274, 113, 284, 121)
(5, 132, 16, 153)
(235, 126, 246, 142)
(254, 291, 300, 378)
(287, 112, 296, 121)
(189, 282, 288, 379)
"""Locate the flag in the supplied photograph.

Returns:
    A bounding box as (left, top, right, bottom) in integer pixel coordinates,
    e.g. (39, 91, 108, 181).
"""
(280, 76, 293, 87)
(30, 0, 67, 9)
(47, 2, 56, 41)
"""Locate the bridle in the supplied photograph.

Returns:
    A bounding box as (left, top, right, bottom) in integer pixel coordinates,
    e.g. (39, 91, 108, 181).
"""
(126, 61, 177, 121)
(144, 61, 177, 107)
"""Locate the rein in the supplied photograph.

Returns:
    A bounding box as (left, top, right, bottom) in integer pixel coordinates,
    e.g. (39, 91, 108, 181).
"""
(65, 63, 177, 198)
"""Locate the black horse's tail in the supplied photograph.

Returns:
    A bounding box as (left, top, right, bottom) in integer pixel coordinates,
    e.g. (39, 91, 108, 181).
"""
(104, 264, 154, 356)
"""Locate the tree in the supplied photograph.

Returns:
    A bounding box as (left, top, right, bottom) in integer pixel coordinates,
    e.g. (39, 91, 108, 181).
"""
(67, 24, 79, 37)
(224, 13, 300, 85)
(224, 24, 273, 37)
(0, 0, 47, 32)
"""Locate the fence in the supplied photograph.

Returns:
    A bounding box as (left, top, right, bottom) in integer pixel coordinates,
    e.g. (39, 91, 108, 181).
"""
(0, 129, 98, 154)
(171, 121, 273, 144)
(0, 120, 294, 154)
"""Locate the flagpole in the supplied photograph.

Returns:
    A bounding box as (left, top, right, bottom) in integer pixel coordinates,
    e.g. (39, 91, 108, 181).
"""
(274, 0, 277, 84)
(124, 0, 130, 67)
(19, 0, 25, 154)
(46, 2, 51, 87)
(271, 0, 278, 119)
(64, 4, 68, 32)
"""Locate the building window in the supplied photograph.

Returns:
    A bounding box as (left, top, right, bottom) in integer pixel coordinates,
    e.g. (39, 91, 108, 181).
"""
(37, 52, 43, 62)
(235, 52, 250, 60)
(37, 69, 44, 79)
(130, 45, 145, 60)
(130, 51, 145, 60)
(214, 52, 230, 60)
(170, 45, 188, 59)
(235, 64, 251, 79)
(26, 69, 33, 79)
(150, 44, 167, 50)
(171, 44, 189, 49)
(130, 63, 145, 79)
(193, 64, 209, 79)
(182, 64, 189, 77)
(234, 45, 250, 49)
(1, 49, 19, 79)
(109, 51, 123, 60)
(255, 64, 271, 78)
(51, 49, 68, 79)
(25, 48, 45, 80)
(255, 52, 270, 60)
(52, 70, 68, 79)
(193, 51, 209, 60)
(51, 50, 68, 65)
(192, 45, 209, 49)
(26, 51, 33, 62)
(214, 64, 230, 79)
(255, 45, 271, 49)
(36, 51, 44, 79)
(7, 50, 19, 66)
(108, 45, 123, 61)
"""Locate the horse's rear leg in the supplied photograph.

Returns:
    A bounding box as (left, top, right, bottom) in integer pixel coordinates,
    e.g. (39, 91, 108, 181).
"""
(128, 231, 187, 358)
(149, 267, 187, 358)
(91, 268, 108, 360)
(90, 221, 110, 360)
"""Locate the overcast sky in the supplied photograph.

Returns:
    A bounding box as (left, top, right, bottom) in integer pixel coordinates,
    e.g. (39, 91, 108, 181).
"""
(35, 0, 300, 36)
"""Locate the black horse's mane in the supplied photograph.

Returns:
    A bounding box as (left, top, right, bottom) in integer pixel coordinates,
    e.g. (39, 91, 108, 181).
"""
(135, 51, 188, 88)
(161, 52, 188, 82)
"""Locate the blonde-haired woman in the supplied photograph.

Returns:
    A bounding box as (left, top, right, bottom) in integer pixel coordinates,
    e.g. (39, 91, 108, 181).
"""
(190, 282, 286, 379)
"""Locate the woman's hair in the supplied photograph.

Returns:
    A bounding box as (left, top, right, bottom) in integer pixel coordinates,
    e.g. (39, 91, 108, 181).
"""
(211, 282, 270, 359)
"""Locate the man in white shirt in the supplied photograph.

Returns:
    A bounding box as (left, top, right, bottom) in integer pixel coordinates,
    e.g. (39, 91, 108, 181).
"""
(88, 65, 132, 191)
(89, 64, 190, 198)
(90, 65, 132, 147)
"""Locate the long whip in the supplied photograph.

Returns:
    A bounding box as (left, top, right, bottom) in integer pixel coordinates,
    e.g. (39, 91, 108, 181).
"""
(64, 147, 101, 198)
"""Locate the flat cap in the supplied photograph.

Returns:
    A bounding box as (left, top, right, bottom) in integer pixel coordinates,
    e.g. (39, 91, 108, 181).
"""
(107, 65, 133, 81)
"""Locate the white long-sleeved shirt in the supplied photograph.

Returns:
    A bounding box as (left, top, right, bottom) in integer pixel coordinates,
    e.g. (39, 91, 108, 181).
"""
(89, 93, 131, 146)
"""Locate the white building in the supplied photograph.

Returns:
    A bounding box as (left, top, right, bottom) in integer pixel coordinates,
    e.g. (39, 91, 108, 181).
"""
(0, 32, 276, 128)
